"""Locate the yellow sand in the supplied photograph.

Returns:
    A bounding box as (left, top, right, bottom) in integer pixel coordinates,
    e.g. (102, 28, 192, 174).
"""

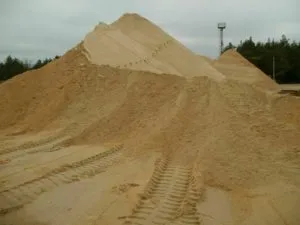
(0, 13, 300, 225)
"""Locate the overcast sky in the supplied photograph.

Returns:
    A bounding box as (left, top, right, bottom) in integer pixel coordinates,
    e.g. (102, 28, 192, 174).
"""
(0, 0, 299, 62)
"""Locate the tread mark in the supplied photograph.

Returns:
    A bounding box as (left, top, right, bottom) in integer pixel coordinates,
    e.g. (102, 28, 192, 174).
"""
(123, 155, 202, 225)
(0, 144, 124, 214)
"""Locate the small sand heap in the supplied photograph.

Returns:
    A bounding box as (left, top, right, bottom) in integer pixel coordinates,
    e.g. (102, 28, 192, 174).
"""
(213, 49, 280, 91)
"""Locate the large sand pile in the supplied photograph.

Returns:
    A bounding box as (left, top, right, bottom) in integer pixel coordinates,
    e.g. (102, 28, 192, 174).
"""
(1, 13, 300, 225)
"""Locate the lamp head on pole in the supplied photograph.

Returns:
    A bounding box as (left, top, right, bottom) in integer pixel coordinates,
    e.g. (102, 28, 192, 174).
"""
(218, 23, 226, 29)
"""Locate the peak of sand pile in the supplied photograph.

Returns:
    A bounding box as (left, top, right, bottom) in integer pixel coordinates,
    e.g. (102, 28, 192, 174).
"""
(213, 49, 279, 91)
(111, 13, 174, 46)
(113, 13, 154, 27)
(83, 13, 225, 81)
(94, 22, 109, 30)
(218, 49, 253, 66)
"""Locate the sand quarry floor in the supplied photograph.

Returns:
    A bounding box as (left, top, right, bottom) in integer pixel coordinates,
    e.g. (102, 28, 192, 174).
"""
(280, 84, 300, 91)
(1, 13, 300, 225)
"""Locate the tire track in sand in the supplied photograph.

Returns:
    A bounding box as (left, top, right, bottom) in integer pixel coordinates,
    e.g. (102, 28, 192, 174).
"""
(0, 137, 70, 163)
(0, 134, 65, 157)
(0, 144, 124, 215)
(122, 155, 202, 225)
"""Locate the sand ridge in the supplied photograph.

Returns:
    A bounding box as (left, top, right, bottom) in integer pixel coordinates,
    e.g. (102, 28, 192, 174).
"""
(0, 12, 300, 225)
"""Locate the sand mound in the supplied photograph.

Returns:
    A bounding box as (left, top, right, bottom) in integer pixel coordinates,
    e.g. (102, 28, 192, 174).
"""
(213, 49, 280, 91)
(84, 13, 225, 81)
(1, 13, 300, 225)
(218, 49, 254, 66)
(0, 44, 90, 133)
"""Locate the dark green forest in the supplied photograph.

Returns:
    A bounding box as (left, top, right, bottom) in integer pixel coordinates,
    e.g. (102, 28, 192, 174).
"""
(0, 56, 59, 82)
(223, 35, 300, 83)
(0, 35, 299, 84)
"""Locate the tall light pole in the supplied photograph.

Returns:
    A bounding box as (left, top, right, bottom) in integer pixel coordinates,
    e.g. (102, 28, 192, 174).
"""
(218, 23, 226, 56)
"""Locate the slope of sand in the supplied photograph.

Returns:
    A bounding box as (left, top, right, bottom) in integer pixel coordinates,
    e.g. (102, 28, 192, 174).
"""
(1, 13, 300, 225)
(213, 49, 280, 92)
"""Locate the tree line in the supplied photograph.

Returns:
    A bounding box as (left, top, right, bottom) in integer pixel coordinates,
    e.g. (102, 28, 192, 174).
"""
(223, 35, 300, 83)
(0, 35, 299, 84)
(0, 55, 59, 81)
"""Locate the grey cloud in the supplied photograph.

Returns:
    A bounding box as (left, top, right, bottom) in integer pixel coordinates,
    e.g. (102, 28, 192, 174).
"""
(0, 0, 299, 61)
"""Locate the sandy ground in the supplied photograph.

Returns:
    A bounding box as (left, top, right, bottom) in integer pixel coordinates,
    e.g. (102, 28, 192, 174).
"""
(1, 132, 300, 225)
(1, 13, 300, 225)
(0, 134, 158, 225)
(280, 84, 300, 90)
